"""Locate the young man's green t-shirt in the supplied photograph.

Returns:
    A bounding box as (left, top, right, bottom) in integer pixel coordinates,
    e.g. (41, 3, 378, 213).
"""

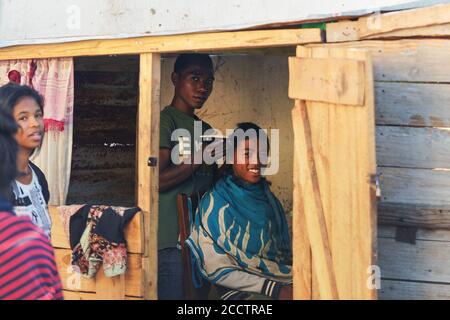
(158, 105, 216, 250)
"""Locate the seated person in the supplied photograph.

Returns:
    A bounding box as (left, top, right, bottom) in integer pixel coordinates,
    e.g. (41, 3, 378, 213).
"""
(186, 122, 293, 300)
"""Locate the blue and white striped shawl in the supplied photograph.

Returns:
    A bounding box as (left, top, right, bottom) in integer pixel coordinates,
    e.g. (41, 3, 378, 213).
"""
(186, 175, 292, 285)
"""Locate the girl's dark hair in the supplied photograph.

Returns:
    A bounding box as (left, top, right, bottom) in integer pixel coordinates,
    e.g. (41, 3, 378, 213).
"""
(229, 122, 270, 152)
(220, 122, 270, 178)
(0, 108, 18, 194)
(0, 83, 45, 156)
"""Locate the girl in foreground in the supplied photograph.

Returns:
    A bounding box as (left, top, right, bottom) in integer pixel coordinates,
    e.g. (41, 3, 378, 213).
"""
(0, 83, 51, 238)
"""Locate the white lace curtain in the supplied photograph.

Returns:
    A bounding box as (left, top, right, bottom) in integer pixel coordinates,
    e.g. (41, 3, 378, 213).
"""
(0, 58, 74, 205)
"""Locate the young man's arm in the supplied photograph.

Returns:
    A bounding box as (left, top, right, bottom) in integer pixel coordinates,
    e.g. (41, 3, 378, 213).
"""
(159, 147, 204, 192)
(158, 111, 205, 192)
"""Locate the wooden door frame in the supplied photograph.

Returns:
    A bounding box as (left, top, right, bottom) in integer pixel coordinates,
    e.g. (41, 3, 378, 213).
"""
(290, 45, 378, 300)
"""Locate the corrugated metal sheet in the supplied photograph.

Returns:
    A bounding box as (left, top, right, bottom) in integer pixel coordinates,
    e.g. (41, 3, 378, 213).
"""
(1, 0, 448, 48)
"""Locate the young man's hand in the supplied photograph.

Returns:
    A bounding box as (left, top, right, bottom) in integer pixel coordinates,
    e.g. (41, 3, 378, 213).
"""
(202, 139, 226, 163)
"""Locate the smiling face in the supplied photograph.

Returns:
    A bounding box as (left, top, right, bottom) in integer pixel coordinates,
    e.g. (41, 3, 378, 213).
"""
(172, 63, 214, 111)
(232, 138, 262, 184)
(13, 96, 44, 152)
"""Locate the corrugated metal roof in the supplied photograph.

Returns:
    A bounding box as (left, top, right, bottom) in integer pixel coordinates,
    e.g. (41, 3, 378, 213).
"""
(0, 0, 448, 48)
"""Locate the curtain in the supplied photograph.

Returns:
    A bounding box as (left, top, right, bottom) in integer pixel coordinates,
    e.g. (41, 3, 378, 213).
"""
(0, 58, 74, 205)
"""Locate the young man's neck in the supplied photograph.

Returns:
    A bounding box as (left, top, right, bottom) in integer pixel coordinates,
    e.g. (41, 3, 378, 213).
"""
(170, 98, 196, 117)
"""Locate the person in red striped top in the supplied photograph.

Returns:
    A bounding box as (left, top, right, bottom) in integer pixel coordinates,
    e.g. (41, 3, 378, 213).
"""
(0, 106, 63, 300)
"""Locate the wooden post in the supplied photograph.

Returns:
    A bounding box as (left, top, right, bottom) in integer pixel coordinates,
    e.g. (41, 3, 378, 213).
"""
(292, 100, 312, 300)
(290, 45, 377, 300)
(137, 53, 161, 300)
(292, 100, 339, 300)
(292, 44, 313, 300)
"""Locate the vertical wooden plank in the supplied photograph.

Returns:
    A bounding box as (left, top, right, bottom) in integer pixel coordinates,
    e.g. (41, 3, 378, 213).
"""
(320, 47, 377, 300)
(137, 53, 161, 300)
(292, 46, 313, 301)
(291, 45, 377, 299)
(303, 47, 334, 301)
(351, 49, 377, 300)
(95, 273, 126, 300)
(296, 46, 339, 300)
(292, 100, 312, 300)
(292, 98, 339, 300)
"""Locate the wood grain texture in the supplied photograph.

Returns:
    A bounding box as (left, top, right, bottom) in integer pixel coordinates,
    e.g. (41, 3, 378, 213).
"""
(378, 202, 450, 230)
(377, 226, 450, 299)
(326, 20, 359, 43)
(63, 290, 144, 300)
(376, 126, 450, 169)
(366, 23, 450, 40)
(0, 29, 323, 60)
(95, 272, 125, 300)
(326, 4, 450, 42)
(358, 4, 450, 39)
(54, 248, 143, 297)
(379, 279, 450, 300)
(309, 39, 450, 82)
(379, 167, 450, 206)
(292, 46, 377, 299)
(375, 82, 450, 128)
(292, 100, 312, 300)
(288, 57, 365, 106)
(378, 237, 450, 284)
(137, 53, 161, 300)
(292, 99, 338, 300)
(379, 225, 450, 242)
(292, 101, 312, 300)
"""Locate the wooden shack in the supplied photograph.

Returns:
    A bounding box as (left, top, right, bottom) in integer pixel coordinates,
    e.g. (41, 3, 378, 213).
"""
(1, 1, 450, 300)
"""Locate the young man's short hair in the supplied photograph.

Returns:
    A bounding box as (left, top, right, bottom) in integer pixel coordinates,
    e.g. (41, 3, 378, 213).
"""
(174, 53, 213, 74)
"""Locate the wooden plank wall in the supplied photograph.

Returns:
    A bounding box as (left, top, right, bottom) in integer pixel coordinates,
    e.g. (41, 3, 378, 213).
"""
(66, 56, 139, 207)
(314, 40, 450, 299)
(371, 41, 450, 300)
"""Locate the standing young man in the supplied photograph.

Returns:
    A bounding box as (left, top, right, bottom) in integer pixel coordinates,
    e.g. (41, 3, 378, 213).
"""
(158, 54, 216, 299)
